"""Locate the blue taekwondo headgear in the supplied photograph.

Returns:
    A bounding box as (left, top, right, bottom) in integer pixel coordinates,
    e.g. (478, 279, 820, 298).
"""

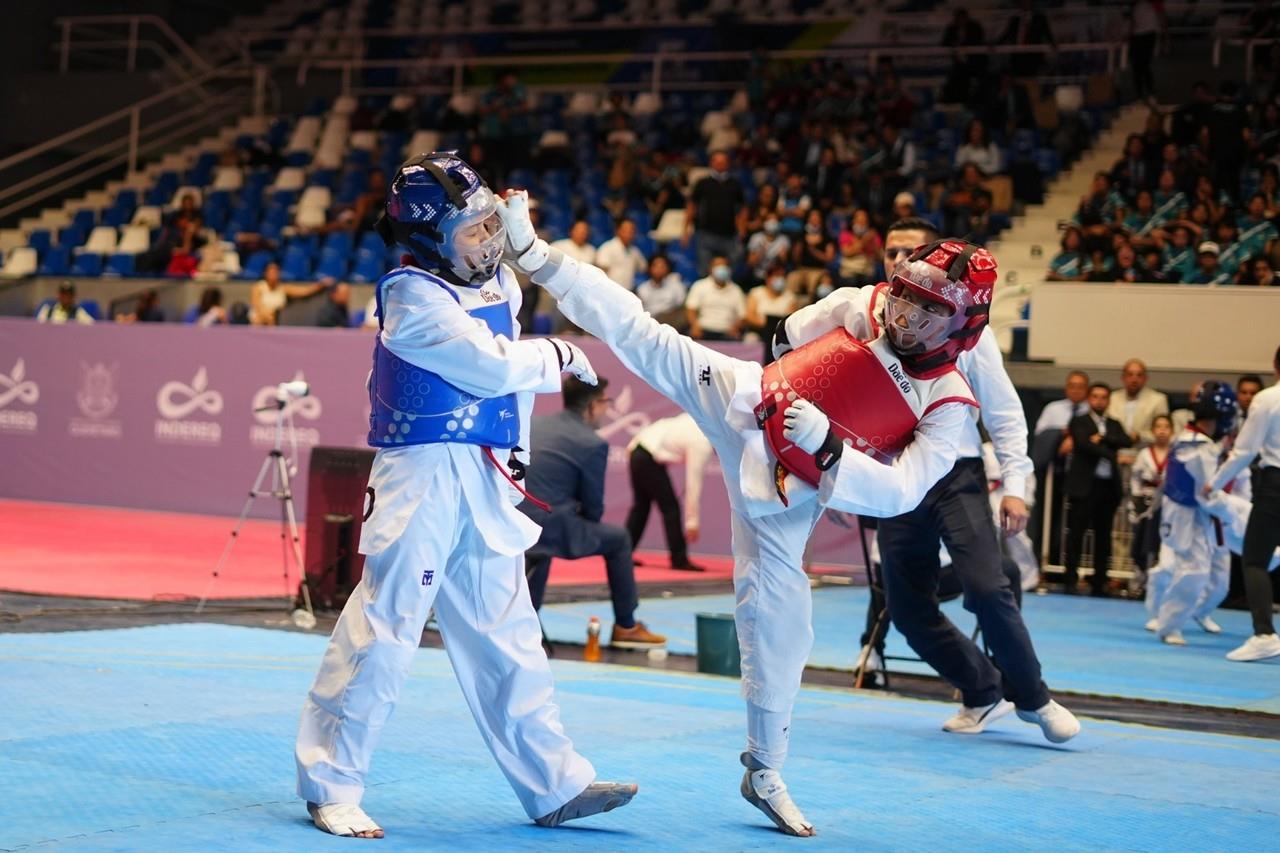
(375, 151, 505, 286)
(1191, 379, 1239, 439)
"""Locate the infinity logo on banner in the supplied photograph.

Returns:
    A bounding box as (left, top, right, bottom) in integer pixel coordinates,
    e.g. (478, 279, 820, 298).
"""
(154, 367, 223, 445)
(0, 358, 39, 433)
(157, 367, 224, 419)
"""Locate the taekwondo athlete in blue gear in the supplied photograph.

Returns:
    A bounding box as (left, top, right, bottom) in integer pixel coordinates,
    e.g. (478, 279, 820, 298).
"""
(1153, 381, 1244, 645)
(295, 152, 636, 839)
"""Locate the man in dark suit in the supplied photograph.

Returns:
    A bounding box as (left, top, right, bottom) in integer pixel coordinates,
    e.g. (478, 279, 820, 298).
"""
(1064, 383, 1134, 596)
(521, 376, 666, 648)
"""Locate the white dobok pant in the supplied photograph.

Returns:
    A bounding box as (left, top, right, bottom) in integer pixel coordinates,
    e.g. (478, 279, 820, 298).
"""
(1153, 501, 1230, 635)
(295, 461, 595, 817)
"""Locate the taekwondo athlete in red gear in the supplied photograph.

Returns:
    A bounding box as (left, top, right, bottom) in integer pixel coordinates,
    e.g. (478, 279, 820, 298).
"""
(499, 189, 989, 838)
(295, 153, 636, 839)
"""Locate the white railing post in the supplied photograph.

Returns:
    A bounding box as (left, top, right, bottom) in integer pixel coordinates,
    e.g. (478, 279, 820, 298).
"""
(60, 20, 71, 73)
(127, 16, 138, 71)
(128, 106, 140, 175)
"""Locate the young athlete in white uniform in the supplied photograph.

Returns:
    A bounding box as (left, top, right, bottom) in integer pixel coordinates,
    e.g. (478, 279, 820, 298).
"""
(295, 154, 635, 838)
(498, 191, 994, 837)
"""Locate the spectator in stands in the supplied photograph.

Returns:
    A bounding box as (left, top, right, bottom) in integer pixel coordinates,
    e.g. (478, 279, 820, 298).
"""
(550, 221, 597, 266)
(634, 153, 685, 218)
(114, 288, 163, 324)
(635, 255, 687, 327)
(1140, 248, 1177, 282)
(745, 213, 791, 288)
(1107, 244, 1148, 283)
(1129, 414, 1174, 576)
(250, 262, 323, 326)
(1000, 0, 1056, 78)
(940, 7, 988, 104)
(808, 147, 844, 209)
(1161, 224, 1197, 281)
(1047, 225, 1085, 281)
(1127, 1, 1166, 102)
(1151, 170, 1187, 225)
(1173, 81, 1214, 146)
(1189, 241, 1226, 284)
(315, 282, 351, 328)
(983, 71, 1035, 135)
(354, 171, 388, 233)
(889, 191, 916, 225)
(1065, 383, 1133, 596)
(1238, 374, 1265, 418)
(954, 119, 1004, 176)
(777, 173, 812, 236)
(787, 209, 835, 299)
(196, 286, 226, 327)
(875, 71, 917, 129)
(743, 183, 780, 236)
(595, 218, 646, 292)
(876, 124, 918, 188)
(1108, 357, 1170, 446)
(139, 193, 204, 276)
(684, 150, 746, 275)
(1237, 194, 1279, 250)
(944, 163, 994, 242)
(744, 261, 797, 361)
(478, 69, 531, 183)
(1214, 220, 1248, 280)
(520, 377, 665, 648)
(1239, 255, 1277, 286)
(1210, 82, 1247, 196)
(837, 208, 881, 287)
(1112, 135, 1151, 196)
(1076, 172, 1126, 235)
(1083, 247, 1115, 282)
(37, 282, 94, 325)
(686, 256, 745, 341)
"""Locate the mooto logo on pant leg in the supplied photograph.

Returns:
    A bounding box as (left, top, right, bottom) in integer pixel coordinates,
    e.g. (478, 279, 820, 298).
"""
(0, 358, 39, 433)
(250, 371, 323, 448)
(70, 362, 122, 439)
(154, 366, 223, 444)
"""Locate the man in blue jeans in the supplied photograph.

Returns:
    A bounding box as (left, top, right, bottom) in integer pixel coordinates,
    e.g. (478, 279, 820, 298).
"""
(521, 376, 666, 648)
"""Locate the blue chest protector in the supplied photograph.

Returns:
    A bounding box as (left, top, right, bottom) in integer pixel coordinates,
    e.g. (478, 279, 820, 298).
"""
(1163, 437, 1202, 508)
(368, 267, 520, 449)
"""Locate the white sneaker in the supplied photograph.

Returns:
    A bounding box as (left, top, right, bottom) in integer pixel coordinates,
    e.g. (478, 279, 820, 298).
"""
(1226, 633, 1280, 662)
(1144, 618, 1158, 632)
(856, 645, 886, 688)
(941, 699, 1014, 734)
(1160, 631, 1186, 646)
(1016, 700, 1081, 744)
(1195, 616, 1222, 634)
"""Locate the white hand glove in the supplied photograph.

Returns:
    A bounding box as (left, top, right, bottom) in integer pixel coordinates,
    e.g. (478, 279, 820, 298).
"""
(782, 399, 830, 454)
(547, 338, 598, 386)
(497, 189, 549, 273)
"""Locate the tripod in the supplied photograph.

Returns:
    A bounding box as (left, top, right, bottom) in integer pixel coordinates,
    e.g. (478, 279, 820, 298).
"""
(196, 393, 315, 623)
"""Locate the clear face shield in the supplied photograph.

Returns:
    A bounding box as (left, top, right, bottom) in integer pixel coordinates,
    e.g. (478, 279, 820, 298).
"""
(440, 186, 506, 284)
(883, 280, 956, 355)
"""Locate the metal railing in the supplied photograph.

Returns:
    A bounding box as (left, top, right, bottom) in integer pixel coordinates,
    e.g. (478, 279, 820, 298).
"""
(0, 65, 272, 224)
(54, 14, 212, 75)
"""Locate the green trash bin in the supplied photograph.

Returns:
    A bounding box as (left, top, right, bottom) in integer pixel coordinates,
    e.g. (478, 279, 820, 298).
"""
(695, 612, 741, 677)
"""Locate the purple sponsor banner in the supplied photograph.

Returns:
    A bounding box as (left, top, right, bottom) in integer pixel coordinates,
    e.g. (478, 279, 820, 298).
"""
(0, 318, 862, 566)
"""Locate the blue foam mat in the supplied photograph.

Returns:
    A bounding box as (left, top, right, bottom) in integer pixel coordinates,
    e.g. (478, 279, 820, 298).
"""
(2, 624, 1279, 851)
(539, 587, 1280, 713)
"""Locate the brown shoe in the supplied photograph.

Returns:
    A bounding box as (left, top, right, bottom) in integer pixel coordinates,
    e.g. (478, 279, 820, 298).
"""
(611, 621, 666, 648)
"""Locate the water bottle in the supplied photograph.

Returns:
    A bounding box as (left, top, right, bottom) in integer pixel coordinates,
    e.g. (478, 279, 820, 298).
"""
(585, 616, 602, 662)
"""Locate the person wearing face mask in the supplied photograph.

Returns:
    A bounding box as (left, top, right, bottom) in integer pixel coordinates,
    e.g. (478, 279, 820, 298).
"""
(776, 216, 1077, 745)
(500, 189, 1009, 836)
(686, 256, 746, 341)
(786, 210, 835, 301)
(745, 214, 791, 287)
(744, 262, 798, 362)
(838, 209, 882, 287)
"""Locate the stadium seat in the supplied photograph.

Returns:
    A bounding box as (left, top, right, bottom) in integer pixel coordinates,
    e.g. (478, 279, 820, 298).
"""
(280, 246, 312, 281)
(81, 226, 119, 256)
(58, 225, 87, 249)
(37, 245, 70, 276)
(183, 304, 201, 323)
(315, 247, 349, 280)
(350, 248, 384, 283)
(104, 253, 135, 277)
(406, 129, 441, 157)
(240, 250, 273, 280)
(80, 299, 101, 320)
(116, 225, 150, 255)
(1, 247, 38, 278)
(132, 206, 163, 228)
(70, 253, 103, 276)
(212, 167, 244, 191)
(71, 209, 96, 232)
(650, 209, 686, 243)
(27, 230, 51, 255)
(272, 167, 307, 192)
(169, 186, 203, 209)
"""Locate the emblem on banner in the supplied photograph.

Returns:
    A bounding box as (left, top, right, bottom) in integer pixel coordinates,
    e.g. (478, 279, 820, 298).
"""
(0, 358, 39, 433)
(154, 366, 223, 444)
(70, 362, 122, 439)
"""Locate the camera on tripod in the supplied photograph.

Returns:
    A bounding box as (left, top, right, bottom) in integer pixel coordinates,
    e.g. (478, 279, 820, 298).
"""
(274, 379, 310, 406)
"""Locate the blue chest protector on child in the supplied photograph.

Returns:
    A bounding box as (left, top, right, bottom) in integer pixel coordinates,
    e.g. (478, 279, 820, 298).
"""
(367, 267, 519, 449)
(1163, 438, 1201, 508)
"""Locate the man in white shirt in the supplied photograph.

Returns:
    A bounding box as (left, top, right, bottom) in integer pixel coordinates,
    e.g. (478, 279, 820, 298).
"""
(635, 255, 686, 322)
(36, 283, 95, 325)
(1106, 358, 1170, 446)
(550, 220, 597, 267)
(594, 218, 646, 291)
(626, 413, 713, 571)
(1210, 345, 1280, 661)
(685, 256, 745, 340)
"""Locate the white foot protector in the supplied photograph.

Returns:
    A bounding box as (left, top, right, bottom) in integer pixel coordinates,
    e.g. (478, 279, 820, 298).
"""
(739, 752, 815, 837)
(307, 802, 383, 838)
(534, 782, 638, 827)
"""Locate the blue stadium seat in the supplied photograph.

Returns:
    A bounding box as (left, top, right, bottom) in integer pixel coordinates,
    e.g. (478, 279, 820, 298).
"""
(115, 189, 137, 210)
(323, 231, 353, 255)
(71, 209, 96, 232)
(37, 246, 70, 276)
(58, 225, 87, 249)
(280, 246, 311, 281)
(104, 253, 135, 277)
(240, 250, 273, 280)
(358, 230, 385, 253)
(315, 247, 349, 280)
(183, 304, 201, 323)
(101, 207, 128, 228)
(350, 309, 366, 328)
(351, 249, 383, 283)
(27, 230, 51, 255)
(70, 253, 102, 276)
(80, 299, 101, 320)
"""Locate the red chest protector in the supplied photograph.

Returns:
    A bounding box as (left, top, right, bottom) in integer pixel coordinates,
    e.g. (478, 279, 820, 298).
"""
(753, 327, 924, 487)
